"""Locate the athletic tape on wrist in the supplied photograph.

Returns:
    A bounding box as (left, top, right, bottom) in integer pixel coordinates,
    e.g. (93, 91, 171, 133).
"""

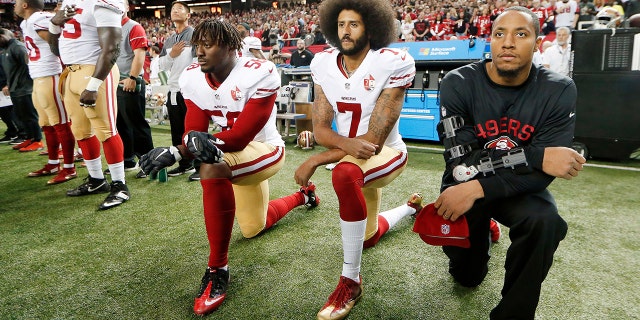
(85, 77, 103, 92)
(169, 146, 182, 162)
(49, 24, 62, 35)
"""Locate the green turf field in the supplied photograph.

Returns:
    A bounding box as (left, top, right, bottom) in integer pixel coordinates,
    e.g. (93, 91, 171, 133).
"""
(0, 124, 638, 319)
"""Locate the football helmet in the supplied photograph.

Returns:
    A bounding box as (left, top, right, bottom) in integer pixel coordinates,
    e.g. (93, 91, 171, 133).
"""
(594, 7, 622, 29)
(296, 130, 314, 150)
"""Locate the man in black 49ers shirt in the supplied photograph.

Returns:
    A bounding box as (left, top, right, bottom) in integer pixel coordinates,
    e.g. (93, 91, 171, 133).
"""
(433, 6, 586, 320)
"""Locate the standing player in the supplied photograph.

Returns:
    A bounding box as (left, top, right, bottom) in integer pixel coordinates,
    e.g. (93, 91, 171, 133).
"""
(292, 0, 416, 319)
(138, 19, 319, 316)
(237, 22, 266, 59)
(48, 0, 130, 210)
(14, 0, 77, 185)
(433, 7, 585, 319)
(158, 1, 198, 179)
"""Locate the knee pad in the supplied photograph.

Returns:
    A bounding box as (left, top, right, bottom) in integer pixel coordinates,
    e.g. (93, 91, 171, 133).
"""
(332, 163, 366, 221)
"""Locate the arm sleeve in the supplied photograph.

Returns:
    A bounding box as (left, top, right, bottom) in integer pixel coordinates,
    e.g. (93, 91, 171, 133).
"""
(183, 99, 214, 142)
(212, 94, 277, 152)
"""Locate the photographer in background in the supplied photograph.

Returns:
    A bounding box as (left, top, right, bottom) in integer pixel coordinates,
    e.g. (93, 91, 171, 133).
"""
(268, 44, 287, 65)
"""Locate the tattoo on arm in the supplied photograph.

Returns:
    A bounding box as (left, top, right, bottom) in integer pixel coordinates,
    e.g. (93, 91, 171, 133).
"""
(312, 86, 335, 129)
(369, 88, 403, 143)
(110, 44, 121, 66)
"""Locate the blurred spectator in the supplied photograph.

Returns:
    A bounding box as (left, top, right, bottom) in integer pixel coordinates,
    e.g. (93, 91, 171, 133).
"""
(401, 14, 415, 41)
(0, 27, 42, 152)
(312, 27, 326, 45)
(288, 39, 314, 67)
(237, 22, 266, 59)
(430, 14, 447, 40)
(542, 26, 571, 76)
(0, 66, 22, 143)
(413, 13, 430, 41)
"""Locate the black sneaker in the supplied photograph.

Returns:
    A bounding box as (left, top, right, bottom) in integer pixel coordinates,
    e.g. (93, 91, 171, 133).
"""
(9, 137, 26, 145)
(99, 181, 130, 210)
(66, 176, 111, 196)
(135, 170, 147, 179)
(193, 267, 230, 315)
(188, 172, 200, 181)
(0, 135, 17, 143)
(167, 165, 195, 177)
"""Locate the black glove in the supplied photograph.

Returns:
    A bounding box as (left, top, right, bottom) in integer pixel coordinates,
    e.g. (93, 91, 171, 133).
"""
(139, 146, 183, 176)
(184, 131, 225, 164)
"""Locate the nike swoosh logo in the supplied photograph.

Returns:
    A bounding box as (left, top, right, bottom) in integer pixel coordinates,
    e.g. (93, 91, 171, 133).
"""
(191, 137, 199, 151)
(87, 181, 106, 192)
(153, 149, 168, 160)
(204, 299, 216, 307)
(204, 297, 221, 306)
(268, 67, 274, 73)
(569, 112, 576, 118)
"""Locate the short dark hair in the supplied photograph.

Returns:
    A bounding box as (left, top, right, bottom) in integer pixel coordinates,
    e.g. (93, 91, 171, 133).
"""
(497, 6, 540, 36)
(171, 1, 190, 13)
(318, 0, 397, 50)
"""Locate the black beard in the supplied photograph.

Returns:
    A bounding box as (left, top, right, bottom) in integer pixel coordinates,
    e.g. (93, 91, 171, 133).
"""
(496, 64, 527, 79)
(338, 35, 368, 56)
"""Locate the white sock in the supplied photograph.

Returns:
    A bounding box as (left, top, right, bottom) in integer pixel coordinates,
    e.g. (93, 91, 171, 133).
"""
(379, 204, 414, 230)
(108, 161, 126, 184)
(48, 159, 60, 165)
(85, 157, 104, 179)
(340, 219, 366, 282)
(63, 163, 74, 169)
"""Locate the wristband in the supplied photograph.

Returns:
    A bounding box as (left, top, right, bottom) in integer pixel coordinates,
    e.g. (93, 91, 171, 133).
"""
(169, 145, 183, 162)
(85, 77, 103, 91)
(129, 75, 137, 81)
(49, 24, 62, 35)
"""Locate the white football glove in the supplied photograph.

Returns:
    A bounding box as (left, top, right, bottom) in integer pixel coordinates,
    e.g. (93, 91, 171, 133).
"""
(184, 131, 224, 164)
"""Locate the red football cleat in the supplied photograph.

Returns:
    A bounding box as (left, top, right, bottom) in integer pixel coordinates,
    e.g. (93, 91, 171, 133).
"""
(490, 219, 501, 243)
(19, 141, 44, 152)
(299, 181, 320, 208)
(47, 168, 78, 185)
(317, 275, 363, 320)
(193, 267, 230, 316)
(407, 193, 424, 217)
(12, 139, 32, 150)
(28, 163, 60, 177)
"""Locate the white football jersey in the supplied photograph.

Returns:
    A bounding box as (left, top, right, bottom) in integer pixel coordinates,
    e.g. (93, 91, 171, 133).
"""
(311, 48, 416, 152)
(58, 0, 125, 65)
(239, 36, 263, 58)
(179, 57, 284, 147)
(20, 11, 62, 78)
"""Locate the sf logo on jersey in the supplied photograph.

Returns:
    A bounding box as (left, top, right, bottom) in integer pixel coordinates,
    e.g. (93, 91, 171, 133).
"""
(485, 136, 518, 151)
(364, 75, 376, 91)
(231, 86, 243, 101)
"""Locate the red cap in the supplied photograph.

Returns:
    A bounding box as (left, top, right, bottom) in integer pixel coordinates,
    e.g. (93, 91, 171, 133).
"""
(412, 203, 470, 248)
